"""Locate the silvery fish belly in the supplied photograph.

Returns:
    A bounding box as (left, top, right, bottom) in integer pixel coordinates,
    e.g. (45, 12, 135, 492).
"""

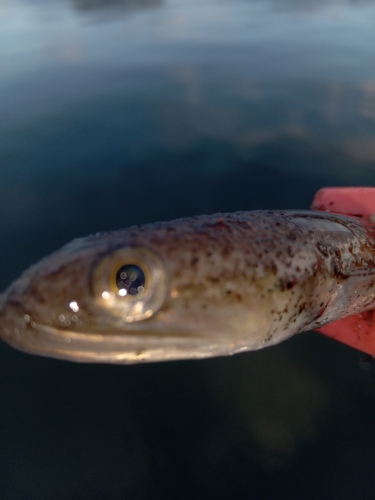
(1, 211, 375, 364)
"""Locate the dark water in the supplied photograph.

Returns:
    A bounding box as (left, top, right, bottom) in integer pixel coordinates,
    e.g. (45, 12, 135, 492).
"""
(2, 0, 375, 498)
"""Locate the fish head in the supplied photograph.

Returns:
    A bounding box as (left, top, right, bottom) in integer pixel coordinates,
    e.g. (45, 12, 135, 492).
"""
(0, 218, 278, 363)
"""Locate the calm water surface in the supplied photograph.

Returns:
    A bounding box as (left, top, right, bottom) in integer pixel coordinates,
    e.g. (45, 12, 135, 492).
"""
(1, 0, 375, 498)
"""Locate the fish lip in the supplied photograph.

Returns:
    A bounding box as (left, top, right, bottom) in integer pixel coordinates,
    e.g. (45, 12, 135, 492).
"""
(0, 284, 212, 363)
(0, 290, 29, 341)
(0, 310, 236, 364)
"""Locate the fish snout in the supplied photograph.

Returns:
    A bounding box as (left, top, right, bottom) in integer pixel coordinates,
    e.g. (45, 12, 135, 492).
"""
(0, 290, 34, 352)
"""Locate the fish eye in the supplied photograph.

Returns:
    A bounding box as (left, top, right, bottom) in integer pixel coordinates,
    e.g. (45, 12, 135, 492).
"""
(92, 247, 167, 322)
(115, 264, 145, 297)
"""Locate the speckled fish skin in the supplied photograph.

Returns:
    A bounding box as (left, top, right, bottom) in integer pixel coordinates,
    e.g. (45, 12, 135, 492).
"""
(2, 210, 375, 364)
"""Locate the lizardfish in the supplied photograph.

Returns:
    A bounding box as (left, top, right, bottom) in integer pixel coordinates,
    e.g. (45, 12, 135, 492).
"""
(1, 206, 375, 363)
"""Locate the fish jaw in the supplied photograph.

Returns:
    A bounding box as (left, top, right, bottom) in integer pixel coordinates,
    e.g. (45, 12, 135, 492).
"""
(0, 273, 284, 364)
(0, 309, 245, 364)
(0, 271, 325, 364)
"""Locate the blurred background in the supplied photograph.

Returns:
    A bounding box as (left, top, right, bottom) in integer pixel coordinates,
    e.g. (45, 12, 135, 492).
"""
(1, 0, 375, 498)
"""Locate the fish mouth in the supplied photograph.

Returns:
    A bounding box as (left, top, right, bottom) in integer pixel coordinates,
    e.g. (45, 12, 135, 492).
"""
(0, 288, 245, 363)
(0, 304, 236, 364)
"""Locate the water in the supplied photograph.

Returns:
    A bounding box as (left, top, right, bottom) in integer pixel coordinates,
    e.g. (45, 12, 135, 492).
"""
(1, 0, 375, 498)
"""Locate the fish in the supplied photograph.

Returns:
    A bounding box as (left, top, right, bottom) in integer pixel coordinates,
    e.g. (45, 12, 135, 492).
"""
(2, 208, 375, 364)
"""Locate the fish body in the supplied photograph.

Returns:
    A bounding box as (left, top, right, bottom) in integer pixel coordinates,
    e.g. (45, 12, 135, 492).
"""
(1, 210, 375, 363)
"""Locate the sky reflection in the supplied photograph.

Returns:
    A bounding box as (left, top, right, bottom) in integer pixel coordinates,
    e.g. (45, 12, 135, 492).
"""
(2, 0, 375, 125)
(2, 0, 375, 82)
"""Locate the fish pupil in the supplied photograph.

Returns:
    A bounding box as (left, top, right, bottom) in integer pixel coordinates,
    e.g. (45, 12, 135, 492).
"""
(115, 264, 145, 295)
